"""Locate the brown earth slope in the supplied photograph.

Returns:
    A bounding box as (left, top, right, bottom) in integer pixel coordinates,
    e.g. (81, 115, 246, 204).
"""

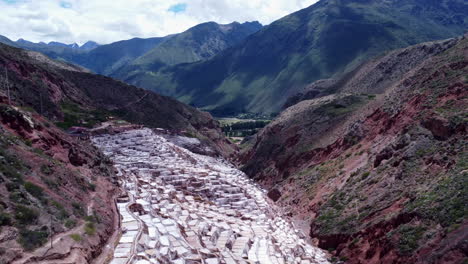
(0, 100, 118, 263)
(240, 36, 467, 263)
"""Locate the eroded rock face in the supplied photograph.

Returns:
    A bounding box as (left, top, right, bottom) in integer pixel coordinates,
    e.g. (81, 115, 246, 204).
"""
(68, 147, 88, 166)
(421, 116, 454, 140)
(267, 188, 282, 202)
(92, 128, 330, 264)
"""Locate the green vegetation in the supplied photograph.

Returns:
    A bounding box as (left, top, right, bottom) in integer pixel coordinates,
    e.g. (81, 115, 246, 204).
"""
(43, 178, 59, 190)
(114, 0, 467, 116)
(55, 102, 109, 130)
(405, 169, 467, 228)
(84, 222, 96, 236)
(71, 202, 85, 216)
(319, 95, 369, 118)
(51, 200, 69, 220)
(24, 181, 44, 199)
(222, 120, 270, 137)
(14, 205, 39, 225)
(396, 225, 427, 255)
(361, 171, 371, 180)
(0, 212, 12, 226)
(18, 228, 49, 251)
(65, 219, 77, 229)
(40, 164, 53, 175)
(0, 149, 24, 183)
(69, 233, 82, 242)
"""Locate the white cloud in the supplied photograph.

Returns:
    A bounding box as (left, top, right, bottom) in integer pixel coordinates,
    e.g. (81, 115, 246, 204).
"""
(0, 0, 319, 45)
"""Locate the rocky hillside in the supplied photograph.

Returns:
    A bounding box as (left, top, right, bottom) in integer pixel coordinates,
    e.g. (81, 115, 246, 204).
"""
(137, 0, 467, 116)
(0, 99, 117, 263)
(0, 43, 236, 158)
(240, 36, 467, 263)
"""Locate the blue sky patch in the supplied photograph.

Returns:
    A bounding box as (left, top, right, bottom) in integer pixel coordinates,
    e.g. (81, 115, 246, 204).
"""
(168, 3, 187, 13)
(60, 1, 72, 8)
(2, 0, 18, 4)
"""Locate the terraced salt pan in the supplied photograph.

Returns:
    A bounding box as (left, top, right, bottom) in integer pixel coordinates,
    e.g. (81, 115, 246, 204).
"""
(92, 128, 329, 264)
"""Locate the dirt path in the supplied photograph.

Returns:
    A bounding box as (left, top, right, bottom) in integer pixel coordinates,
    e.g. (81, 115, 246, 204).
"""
(92, 192, 123, 264)
(11, 221, 86, 264)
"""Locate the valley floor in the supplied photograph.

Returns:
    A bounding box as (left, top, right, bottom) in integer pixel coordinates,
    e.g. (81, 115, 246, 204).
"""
(92, 128, 329, 264)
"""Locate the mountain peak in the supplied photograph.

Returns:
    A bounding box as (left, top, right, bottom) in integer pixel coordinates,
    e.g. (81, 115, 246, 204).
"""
(81, 40, 99, 50)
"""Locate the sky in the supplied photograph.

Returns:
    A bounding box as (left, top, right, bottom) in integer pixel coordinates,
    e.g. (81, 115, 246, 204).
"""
(0, 0, 319, 45)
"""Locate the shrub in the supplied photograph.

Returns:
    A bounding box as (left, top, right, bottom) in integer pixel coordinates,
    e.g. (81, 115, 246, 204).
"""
(5, 182, 20, 192)
(361, 171, 371, 179)
(0, 212, 12, 226)
(51, 201, 69, 220)
(18, 228, 49, 251)
(65, 219, 77, 229)
(87, 183, 96, 192)
(24, 140, 32, 147)
(14, 205, 39, 225)
(9, 191, 28, 204)
(43, 178, 59, 190)
(398, 225, 426, 255)
(84, 222, 96, 236)
(0, 163, 23, 182)
(24, 181, 44, 198)
(40, 165, 52, 175)
(69, 234, 82, 242)
(84, 215, 95, 222)
(72, 202, 85, 216)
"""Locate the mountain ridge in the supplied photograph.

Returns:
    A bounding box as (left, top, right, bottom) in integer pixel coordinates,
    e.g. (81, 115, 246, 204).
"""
(0, 21, 262, 78)
(127, 0, 467, 116)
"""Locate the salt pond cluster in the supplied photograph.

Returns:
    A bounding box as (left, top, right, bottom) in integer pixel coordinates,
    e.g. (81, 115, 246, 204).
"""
(92, 128, 329, 264)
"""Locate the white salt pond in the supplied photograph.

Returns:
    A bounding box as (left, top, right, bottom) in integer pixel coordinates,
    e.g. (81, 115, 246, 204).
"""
(92, 128, 329, 264)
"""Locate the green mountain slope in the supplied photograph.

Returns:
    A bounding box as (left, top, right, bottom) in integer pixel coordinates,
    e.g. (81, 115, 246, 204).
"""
(111, 21, 262, 91)
(73, 37, 166, 75)
(131, 0, 467, 116)
(0, 21, 261, 79)
(0, 36, 167, 76)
